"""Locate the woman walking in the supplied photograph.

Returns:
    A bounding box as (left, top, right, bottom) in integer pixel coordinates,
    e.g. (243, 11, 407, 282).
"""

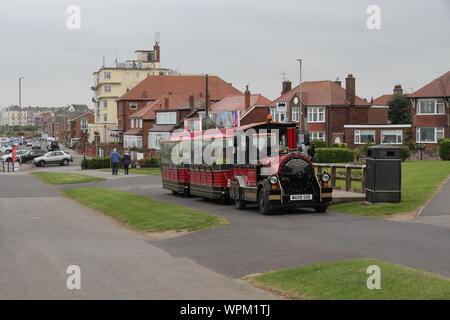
(123, 151, 131, 175)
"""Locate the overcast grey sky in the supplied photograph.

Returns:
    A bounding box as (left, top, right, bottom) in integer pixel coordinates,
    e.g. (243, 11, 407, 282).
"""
(1, 0, 449, 109)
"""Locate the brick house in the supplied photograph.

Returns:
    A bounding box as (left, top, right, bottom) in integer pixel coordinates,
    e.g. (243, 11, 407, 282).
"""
(68, 112, 95, 141)
(270, 74, 389, 145)
(408, 71, 449, 146)
(123, 94, 194, 149)
(209, 85, 271, 126)
(116, 75, 242, 141)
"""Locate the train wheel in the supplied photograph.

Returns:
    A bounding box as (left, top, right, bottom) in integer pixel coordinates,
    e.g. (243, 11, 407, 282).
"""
(258, 188, 272, 215)
(172, 191, 179, 195)
(234, 199, 247, 210)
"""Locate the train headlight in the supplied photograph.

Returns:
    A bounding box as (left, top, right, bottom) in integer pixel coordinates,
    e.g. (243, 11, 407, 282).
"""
(321, 173, 331, 182)
(269, 175, 278, 184)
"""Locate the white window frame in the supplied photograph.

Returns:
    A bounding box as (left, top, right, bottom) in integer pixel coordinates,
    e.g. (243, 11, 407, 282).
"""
(103, 72, 111, 80)
(416, 127, 445, 143)
(355, 130, 376, 144)
(130, 119, 135, 128)
(103, 114, 108, 122)
(381, 130, 402, 145)
(124, 135, 142, 149)
(418, 99, 445, 115)
(156, 112, 177, 125)
(270, 108, 287, 122)
(80, 119, 89, 131)
(307, 107, 325, 123)
(129, 103, 138, 110)
(103, 100, 108, 108)
(104, 86, 111, 93)
(310, 131, 325, 141)
(148, 132, 171, 150)
(292, 107, 300, 122)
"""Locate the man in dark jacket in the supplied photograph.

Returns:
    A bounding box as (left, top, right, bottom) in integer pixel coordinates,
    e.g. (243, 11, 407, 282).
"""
(123, 152, 131, 175)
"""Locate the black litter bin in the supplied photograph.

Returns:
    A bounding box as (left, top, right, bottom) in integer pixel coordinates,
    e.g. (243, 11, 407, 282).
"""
(365, 145, 402, 203)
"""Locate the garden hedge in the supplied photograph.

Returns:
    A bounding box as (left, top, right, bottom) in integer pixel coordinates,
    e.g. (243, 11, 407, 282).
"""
(140, 157, 161, 168)
(438, 139, 450, 161)
(315, 148, 355, 163)
(81, 157, 111, 169)
(311, 140, 327, 148)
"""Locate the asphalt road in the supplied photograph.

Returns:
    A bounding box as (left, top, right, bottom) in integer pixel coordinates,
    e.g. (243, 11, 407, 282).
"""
(0, 174, 276, 299)
(90, 175, 450, 278)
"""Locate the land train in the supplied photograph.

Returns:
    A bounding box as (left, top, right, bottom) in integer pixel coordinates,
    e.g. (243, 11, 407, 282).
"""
(160, 121, 332, 214)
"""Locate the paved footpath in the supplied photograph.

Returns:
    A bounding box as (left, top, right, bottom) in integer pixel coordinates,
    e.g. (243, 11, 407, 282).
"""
(0, 174, 276, 299)
(414, 177, 450, 228)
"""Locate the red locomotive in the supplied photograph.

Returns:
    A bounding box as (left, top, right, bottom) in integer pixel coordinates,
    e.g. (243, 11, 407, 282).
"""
(160, 121, 332, 214)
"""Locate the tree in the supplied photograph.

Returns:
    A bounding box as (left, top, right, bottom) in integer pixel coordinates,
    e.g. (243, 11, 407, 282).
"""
(388, 94, 411, 124)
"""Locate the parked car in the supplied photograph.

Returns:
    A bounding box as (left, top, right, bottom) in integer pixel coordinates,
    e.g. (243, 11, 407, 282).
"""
(33, 151, 73, 167)
(1, 150, 30, 162)
(26, 140, 34, 147)
(0, 144, 13, 154)
(32, 143, 41, 150)
(20, 149, 47, 162)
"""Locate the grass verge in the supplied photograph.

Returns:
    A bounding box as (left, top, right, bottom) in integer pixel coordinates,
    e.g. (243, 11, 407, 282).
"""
(331, 161, 450, 216)
(99, 168, 161, 175)
(245, 259, 450, 300)
(31, 172, 106, 185)
(61, 187, 227, 232)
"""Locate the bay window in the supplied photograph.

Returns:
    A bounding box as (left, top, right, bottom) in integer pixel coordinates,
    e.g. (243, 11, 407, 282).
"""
(355, 130, 375, 144)
(310, 131, 325, 141)
(417, 127, 444, 143)
(149, 132, 171, 149)
(381, 130, 402, 144)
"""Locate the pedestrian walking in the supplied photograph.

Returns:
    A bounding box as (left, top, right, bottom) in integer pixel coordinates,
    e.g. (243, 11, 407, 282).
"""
(110, 148, 121, 175)
(123, 151, 131, 175)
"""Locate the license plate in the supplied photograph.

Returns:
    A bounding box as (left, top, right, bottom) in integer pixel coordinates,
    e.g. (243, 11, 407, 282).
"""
(290, 194, 313, 201)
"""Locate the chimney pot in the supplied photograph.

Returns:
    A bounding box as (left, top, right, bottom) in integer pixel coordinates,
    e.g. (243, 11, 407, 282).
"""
(393, 84, 403, 95)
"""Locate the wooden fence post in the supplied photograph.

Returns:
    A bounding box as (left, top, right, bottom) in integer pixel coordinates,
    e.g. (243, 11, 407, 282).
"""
(345, 165, 352, 191)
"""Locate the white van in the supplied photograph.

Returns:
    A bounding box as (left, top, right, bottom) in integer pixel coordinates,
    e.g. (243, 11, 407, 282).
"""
(0, 137, 9, 143)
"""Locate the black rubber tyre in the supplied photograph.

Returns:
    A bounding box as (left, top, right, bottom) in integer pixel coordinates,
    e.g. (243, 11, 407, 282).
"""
(315, 206, 328, 213)
(258, 188, 272, 215)
(62, 159, 69, 166)
(172, 190, 179, 195)
(39, 161, 45, 167)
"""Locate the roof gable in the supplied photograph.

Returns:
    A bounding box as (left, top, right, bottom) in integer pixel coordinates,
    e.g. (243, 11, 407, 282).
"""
(409, 71, 450, 98)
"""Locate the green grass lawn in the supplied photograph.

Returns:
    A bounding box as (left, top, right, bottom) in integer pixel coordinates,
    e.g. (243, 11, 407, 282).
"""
(331, 161, 450, 217)
(31, 172, 106, 185)
(246, 259, 450, 300)
(61, 187, 227, 232)
(99, 168, 161, 175)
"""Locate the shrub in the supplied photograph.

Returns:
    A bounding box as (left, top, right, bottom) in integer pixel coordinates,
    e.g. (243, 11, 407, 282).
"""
(438, 139, 450, 161)
(399, 145, 410, 161)
(311, 140, 327, 148)
(315, 148, 355, 163)
(81, 157, 111, 169)
(331, 142, 348, 148)
(140, 157, 160, 168)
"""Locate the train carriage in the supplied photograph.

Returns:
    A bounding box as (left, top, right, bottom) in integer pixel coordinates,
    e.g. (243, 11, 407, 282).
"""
(161, 120, 332, 214)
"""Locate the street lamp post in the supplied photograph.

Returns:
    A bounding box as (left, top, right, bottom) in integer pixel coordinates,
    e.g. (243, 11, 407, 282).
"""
(19, 77, 25, 137)
(296, 59, 302, 130)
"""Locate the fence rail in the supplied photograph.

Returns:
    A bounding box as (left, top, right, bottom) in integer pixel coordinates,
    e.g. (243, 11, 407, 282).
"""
(0, 160, 19, 172)
(314, 163, 366, 193)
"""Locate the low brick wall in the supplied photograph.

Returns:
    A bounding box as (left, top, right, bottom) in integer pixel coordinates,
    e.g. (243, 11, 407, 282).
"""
(408, 149, 439, 161)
